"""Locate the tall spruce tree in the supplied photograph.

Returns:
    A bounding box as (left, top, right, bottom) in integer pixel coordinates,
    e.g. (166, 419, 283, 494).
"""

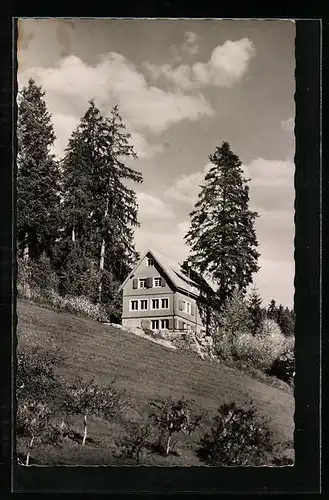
(185, 141, 260, 306)
(60, 101, 142, 304)
(17, 78, 61, 261)
(267, 299, 277, 321)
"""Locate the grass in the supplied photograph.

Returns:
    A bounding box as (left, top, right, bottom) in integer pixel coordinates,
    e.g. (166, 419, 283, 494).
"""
(16, 299, 295, 466)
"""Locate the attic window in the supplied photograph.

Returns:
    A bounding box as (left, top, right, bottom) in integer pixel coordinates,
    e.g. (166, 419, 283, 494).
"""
(139, 278, 147, 288)
(153, 277, 162, 287)
(147, 258, 154, 266)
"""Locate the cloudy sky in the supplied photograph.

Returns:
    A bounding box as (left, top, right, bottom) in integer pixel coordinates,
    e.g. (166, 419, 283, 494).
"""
(17, 18, 295, 307)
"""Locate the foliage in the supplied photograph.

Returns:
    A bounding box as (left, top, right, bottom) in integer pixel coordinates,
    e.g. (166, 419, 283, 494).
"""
(267, 300, 295, 337)
(233, 320, 287, 372)
(17, 255, 59, 300)
(213, 290, 252, 359)
(116, 421, 153, 465)
(60, 100, 142, 303)
(63, 378, 126, 445)
(197, 401, 274, 466)
(16, 400, 68, 465)
(61, 295, 108, 322)
(185, 141, 259, 306)
(150, 397, 203, 456)
(17, 78, 61, 261)
(16, 345, 63, 405)
(268, 338, 295, 385)
(247, 287, 265, 335)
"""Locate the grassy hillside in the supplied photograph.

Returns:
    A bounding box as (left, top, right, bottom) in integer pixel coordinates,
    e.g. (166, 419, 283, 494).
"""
(16, 299, 294, 466)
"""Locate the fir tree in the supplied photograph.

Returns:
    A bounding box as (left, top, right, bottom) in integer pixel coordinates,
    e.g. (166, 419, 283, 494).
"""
(17, 78, 61, 261)
(247, 287, 264, 335)
(59, 101, 142, 303)
(185, 141, 260, 306)
(267, 299, 277, 321)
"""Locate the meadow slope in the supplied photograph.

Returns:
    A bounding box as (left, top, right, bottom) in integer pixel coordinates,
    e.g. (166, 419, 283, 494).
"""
(17, 300, 295, 465)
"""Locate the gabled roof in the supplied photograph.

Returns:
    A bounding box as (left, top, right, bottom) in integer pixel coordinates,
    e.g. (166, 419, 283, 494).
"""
(119, 248, 215, 297)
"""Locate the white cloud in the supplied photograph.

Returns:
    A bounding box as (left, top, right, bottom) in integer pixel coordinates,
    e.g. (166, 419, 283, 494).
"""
(134, 220, 190, 265)
(130, 132, 164, 159)
(18, 53, 214, 143)
(164, 163, 210, 204)
(144, 38, 256, 90)
(181, 31, 200, 55)
(281, 117, 294, 132)
(137, 192, 176, 221)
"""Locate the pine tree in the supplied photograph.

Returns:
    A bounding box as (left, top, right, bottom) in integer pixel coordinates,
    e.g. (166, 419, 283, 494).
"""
(59, 101, 142, 304)
(17, 78, 61, 261)
(185, 141, 260, 306)
(267, 299, 277, 321)
(247, 287, 264, 335)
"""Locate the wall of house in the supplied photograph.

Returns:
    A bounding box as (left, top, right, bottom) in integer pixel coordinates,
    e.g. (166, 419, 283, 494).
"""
(122, 253, 173, 298)
(122, 293, 174, 319)
(174, 290, 205, 332)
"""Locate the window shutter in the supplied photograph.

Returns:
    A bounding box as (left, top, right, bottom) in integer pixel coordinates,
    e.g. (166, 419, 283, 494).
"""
(161, 277, 166, 287)
(146, 277, 153, 288)
(191, 304, 195, 316)
(174, 318, 179, 330)
(179, 300, 183, 310)
(132, 278, 138, 289)
(179, 320, 184, 330)
(168, 318, 173, 330)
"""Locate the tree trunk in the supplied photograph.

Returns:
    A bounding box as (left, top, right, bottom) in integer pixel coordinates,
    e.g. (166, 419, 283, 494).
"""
(97, 239, 106, 303)
(72, 227, 76, 243)
(165, 434, 171, 456)
(82, 415, 88, 446)
(23, 232, 29, 261)
(26, 435, 34, 466)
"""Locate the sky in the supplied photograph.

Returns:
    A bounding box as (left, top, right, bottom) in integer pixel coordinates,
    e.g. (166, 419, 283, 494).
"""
(17, 18, 295, 308)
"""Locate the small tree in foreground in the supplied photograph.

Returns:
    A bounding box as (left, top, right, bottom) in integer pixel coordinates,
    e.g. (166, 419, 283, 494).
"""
(16, 400, 67, 465)
(198, 401, 274, 466)
(63, 378, 126, 445)
(117, 421, 153, 465)
(150, 397, 203, 456)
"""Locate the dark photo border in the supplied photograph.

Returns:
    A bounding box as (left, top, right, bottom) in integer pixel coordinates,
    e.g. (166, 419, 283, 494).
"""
(0, 10, 322, 495)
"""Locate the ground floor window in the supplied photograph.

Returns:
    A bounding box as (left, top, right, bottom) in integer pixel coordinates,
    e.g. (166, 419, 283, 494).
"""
(151, 319, 159, 329)
(161, 319, 169, 329)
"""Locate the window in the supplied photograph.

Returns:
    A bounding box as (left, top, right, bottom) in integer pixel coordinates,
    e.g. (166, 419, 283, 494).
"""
(139, 278, 147, 288)
(130, 300, 138, 311)
(147, 258, 154, 266)
(161, 319, 169, 329)
(154, 277, 162, 287)
(161, 298, 169, 309)
(152, 298, 159, 309)
(151, 319, 159, 329)
(140, 299, 148, 310)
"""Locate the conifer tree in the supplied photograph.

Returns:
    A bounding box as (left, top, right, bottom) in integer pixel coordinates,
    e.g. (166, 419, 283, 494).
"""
(247, 287, 264, 335)
(17, 78, 61, 261)
(185, 141, 260, 306)
(267, 299, 277, 321)
(59, 101, 142, 303)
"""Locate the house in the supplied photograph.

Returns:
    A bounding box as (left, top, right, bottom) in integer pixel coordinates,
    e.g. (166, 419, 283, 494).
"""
(119, 248, 213, 334)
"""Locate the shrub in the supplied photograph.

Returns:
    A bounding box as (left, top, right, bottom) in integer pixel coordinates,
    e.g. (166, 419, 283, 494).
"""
(17, 345, 64, 405)
(63, 378, 127, 445)
(116, 421, 153, 465)
(268, 338, 295, 385)
(197, 401, 274, 466)
(150, 397, 203, 456)
(16, 400, 67, 465)
(62, 295, 108, 322)
(17, 255, 59, 300)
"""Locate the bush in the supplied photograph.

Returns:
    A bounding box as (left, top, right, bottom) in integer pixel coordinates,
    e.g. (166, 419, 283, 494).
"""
(62, 295, 108, 322)
(268, 338, 295, 385)
(197, 401, 274, 466)
(17, 345, 64, 405)
(150, 397, 203, 456)
(17, 255, 59, 300)
(63, 378, 127, 445)
(116, 421, 154, 465)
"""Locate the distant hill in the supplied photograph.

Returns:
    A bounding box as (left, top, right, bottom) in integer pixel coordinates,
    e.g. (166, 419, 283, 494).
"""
(16, 299, 294, 466)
